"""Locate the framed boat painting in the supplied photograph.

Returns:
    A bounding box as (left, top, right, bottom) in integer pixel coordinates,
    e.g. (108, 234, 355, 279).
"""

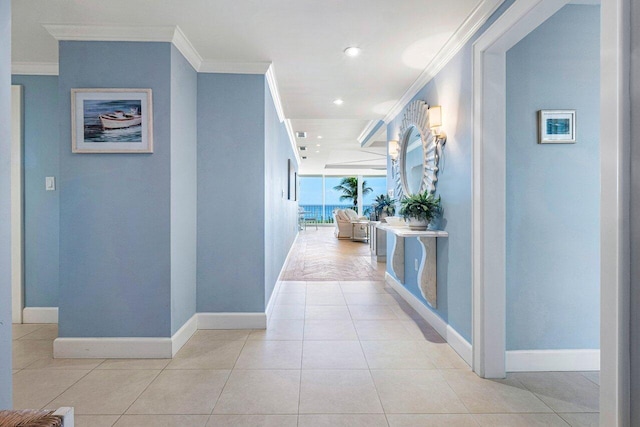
(71, 88, 153, 153)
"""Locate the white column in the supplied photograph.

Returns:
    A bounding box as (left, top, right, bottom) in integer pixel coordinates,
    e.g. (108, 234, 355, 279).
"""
(322, 175, 326, 222)
(357, 175, 363, 217)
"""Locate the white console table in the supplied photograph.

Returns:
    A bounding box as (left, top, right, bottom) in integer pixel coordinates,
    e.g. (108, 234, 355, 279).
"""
(376, 223, 448, 308)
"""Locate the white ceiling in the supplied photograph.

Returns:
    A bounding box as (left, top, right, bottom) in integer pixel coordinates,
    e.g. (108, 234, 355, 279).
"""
(11, 0, 485, 175)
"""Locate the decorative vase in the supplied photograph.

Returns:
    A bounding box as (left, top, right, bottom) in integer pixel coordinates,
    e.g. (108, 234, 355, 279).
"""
(407, 217, 428, 230)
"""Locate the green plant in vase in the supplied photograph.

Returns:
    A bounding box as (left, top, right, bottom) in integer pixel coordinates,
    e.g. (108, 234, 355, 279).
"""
(371, 194, 396, 220)
(399, 191, 442, 230)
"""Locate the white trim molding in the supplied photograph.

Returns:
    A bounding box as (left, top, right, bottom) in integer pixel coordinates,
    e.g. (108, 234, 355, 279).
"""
(171, 314, 198, 357)
(356, 0, 504, 142)
(265, 65, 301, 166)
(23, 307, 58, 324)
(471, 0, 570, 380)
(506, 349, 600, 372)
(197, 312, 266, 330)
(12, 62, 59, 76)
(54, 337, 173, 359)
(599, 0, 631, 423)
(200, 61, 271, 74)
(42, 24, 203, 71)
(52, 311, 268, 358)
(11, 85, 23, 324)
(385, 272, 472, 366)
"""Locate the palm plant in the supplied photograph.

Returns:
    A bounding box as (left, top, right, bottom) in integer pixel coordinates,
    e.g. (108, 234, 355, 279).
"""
(399, 191, 442, 223)
(332, 177, 373, 209)
(372, 194, 396, 218)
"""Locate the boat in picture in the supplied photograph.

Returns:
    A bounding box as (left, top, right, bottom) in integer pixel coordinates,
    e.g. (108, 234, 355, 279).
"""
(99, 108, 142, 130)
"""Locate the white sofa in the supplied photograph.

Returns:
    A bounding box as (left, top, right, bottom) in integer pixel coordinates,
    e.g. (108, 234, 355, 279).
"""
(333, 209, 368, 239)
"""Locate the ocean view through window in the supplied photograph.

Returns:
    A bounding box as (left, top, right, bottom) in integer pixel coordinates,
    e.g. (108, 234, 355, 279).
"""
(299, 175, 387, 223)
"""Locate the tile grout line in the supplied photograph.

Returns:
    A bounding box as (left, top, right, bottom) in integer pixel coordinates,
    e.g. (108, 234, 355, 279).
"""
(208, 330, 251, 418)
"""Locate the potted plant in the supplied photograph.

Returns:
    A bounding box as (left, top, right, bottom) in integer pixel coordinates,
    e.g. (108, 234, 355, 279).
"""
(399, 191, 442, 230)
(371, 194, 396, 221)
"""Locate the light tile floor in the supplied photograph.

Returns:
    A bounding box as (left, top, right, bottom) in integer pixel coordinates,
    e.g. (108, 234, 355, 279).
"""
(11, 228, 600, 426)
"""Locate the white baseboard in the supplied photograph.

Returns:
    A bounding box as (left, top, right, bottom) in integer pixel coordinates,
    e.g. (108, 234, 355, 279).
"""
(266, 232, 299, 322)
(54, 337, 173, 359)
(386, 272, 472, 366)
(171, 314, 198, 356)
(266, 280, 282, 323)
(23, 307, 58, 324)
(197, 312, 266, 329)
(52, 311, 268, 359)
(506, 349, 600, 372)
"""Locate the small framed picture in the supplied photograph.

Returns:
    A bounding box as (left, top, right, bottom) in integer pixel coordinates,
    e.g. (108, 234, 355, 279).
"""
(71, 88, 153, 153)
(538, 110, 576, 144)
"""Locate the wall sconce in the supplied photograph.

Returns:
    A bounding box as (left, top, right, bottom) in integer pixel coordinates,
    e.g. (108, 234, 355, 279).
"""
(388, 139, 400, 161)
(428, 105, 446, 142)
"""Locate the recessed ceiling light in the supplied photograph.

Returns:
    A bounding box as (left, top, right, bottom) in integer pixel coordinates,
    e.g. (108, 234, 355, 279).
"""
(316, 144, 321, 147)
(317, 135, 323, 139)
(333, 99, 344, 105)
(344, 47, 361, 57)
(315, 150, 320, 153)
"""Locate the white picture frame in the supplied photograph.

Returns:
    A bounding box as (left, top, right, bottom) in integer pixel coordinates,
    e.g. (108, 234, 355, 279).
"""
(71, 88, 153, 153)
(538, 109, 576, 144)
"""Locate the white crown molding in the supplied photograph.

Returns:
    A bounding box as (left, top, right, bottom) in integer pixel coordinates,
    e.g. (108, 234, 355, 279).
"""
(284, 119, 302, 166)
(382, 0, 504, 124)
(42, 24, 202, 70)
(12, 62, 59, 76)
(357, 119, 384, 147)
(506, 349, 600, 372)
(355, 0, 504, 143)
(265, 64, 285, 121)
(200, 61, 271, 74)
(23, 307, 58, 324)
(265, 64, 301, 166)
(43, 23, 176, 42)
(171, 26, 203, 71)
(385, 272, 472, 366)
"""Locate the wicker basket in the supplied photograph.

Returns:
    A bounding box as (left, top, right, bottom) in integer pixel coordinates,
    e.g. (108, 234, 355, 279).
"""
(0, 410, 62, 427)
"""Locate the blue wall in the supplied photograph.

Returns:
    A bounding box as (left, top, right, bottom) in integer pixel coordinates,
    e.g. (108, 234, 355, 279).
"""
(197, 73, 266, 312)
(506, 5, 600, 351)
(170, 46, 198, 334)
(11, 75, 59, 308)
(0, 0, 12, 409)
(264, 80, 298, 306)
(58, 41, 173, 338)
(386, 0, 515, 343)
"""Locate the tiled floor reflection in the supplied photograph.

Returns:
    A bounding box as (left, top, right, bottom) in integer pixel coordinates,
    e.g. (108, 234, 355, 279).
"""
(12, 228, 599, 426)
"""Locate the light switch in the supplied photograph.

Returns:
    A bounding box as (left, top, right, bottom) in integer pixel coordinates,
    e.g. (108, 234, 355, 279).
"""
(45, 176, 56, 191)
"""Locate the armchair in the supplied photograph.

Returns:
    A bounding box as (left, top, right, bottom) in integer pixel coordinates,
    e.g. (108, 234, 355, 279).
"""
(333, 209, 368, 239)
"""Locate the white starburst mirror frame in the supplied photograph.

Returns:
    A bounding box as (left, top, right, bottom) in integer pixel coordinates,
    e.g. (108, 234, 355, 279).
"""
(393, 100, 447, 200)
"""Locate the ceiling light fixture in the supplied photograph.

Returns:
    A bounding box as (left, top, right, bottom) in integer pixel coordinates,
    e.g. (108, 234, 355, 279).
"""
(316, 144, 321, 147)
(315, 150, 320, 153)
(344, 47, 361, 57)
(333, 99, 344, 105)
(317, 135, 323, 139)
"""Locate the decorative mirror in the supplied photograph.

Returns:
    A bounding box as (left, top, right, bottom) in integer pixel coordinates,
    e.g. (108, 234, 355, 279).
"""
(393, 100, 445, 200)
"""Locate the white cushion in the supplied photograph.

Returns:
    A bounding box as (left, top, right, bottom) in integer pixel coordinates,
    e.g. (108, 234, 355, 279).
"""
(344, 209, 358, 220)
